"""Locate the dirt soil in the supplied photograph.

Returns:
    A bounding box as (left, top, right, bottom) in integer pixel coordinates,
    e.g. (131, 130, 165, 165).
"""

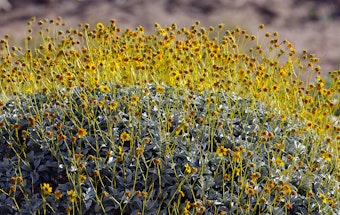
(1, 0, 340, 76)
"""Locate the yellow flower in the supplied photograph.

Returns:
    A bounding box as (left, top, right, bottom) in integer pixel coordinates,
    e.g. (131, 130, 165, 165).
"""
(319, 193, 327, 203)
(99, 100, 105, 108)
(67, 189, 78, 203)
(40, 183, 52, 195)
(96, 22, 105, 30)
(87, 63, 96, 73)
(283, 184, 291, 195)
(25, 88, 33, 94)
(118, 146, 124, 156)
(178, 190, 185, 197)
(185, 199, 191, 209)
(232, 151, 241, 162)
(250, 172, 261, 181)
(316, 77, 324, 87)
(79, 174, 87, 183)
(244, 204, 251, 211)
(154, 159, 161, 165)
(276, 157, 285, 167)
(99, 85, 110, 93)
(79, 93, 88, 101)
(184, 163, 192, 174)
(120, 131, 130, 142)
(131, 96, 139, 105)
(136, 145, 145, 156)
(108, 101, 119, 110)
(54, 190, 63, 200)
(216, 145, 230, 157)
(239, 146, 246, 153)
(93, 170, 100, 177)
(77, 128, 87, 138)
(321, 151, 332, 162)
(235, 168, 241, 176)
(183, 208, 190, 215)
(155, 85, 165, 94)
(224, 174, 231, 181)
(74, 153, 84, 159)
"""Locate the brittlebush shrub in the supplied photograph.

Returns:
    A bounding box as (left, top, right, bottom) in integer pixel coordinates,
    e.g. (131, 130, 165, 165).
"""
(0, 17, 339, 214)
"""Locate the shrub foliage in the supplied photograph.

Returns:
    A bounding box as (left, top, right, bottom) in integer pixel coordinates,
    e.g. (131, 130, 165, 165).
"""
(0, 17, 339, 214)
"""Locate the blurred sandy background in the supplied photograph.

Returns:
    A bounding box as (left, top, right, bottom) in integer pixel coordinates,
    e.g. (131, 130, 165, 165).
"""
(1, 0, 340, 76)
